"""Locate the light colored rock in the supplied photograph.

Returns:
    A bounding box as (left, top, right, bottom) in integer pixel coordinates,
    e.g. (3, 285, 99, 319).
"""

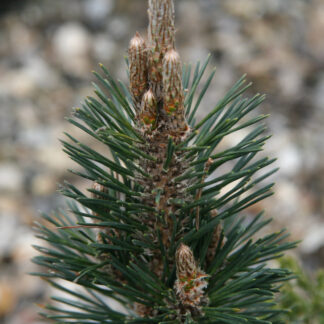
(217, 29, 252, 64)
(0, 281, 16, 316)
(182, 46, 210, 67)
(15, 104, 38, 129)
(6, 21, 37, 57)
(52, 23, 91, 75)
(277, 66, 303, 98)
(31, 173, 57, 196)
(269, 132, 302, 177)
(274, 180, 301, 215)
(17, 126, 52, 149)
(83, 0, 115, 21)
(108, 17, 130, 39)
(307, 2, 324, 61)
(0, 164, 23, 193)
(38, 146, 76, 173)
(0, 213, 20, 252)
(0, 57, 59, 97)
(276, 144, 302, 177)
(223, 0, 259, 18)
(0, 70, 35, 97)
(300, 223, 324, 254)
(314, 74, 324, 111)
(21, 56, 60, 90)
(53, 23, 90, 58)
(92, 34, 117, 61)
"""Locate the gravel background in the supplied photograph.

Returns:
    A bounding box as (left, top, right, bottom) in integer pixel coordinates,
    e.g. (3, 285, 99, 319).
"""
(0, 0, 323, 322)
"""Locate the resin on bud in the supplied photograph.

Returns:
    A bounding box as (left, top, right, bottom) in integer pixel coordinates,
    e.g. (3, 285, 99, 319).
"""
(139, 89, 157, 127)
(128, 32, 148, 109)
(174, 243, 209, 308)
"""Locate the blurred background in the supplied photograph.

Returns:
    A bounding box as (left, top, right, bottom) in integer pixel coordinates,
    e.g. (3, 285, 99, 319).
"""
(0, 0, 323, 322)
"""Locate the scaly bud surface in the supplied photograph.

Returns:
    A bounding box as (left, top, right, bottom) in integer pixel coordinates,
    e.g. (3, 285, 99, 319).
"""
(140, 89, 157, 127)
(128, 32, 148, 109)
(162, 49, 188, 135)
(148, 0, 175, 98)
(174, 244, 209, 310)
(176, 243, 197, 278)
(148, 0, 175, 51)
(162, 49, 184, 115)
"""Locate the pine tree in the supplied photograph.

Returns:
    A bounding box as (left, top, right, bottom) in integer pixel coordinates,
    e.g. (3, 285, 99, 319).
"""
(32, 1, 297, 323)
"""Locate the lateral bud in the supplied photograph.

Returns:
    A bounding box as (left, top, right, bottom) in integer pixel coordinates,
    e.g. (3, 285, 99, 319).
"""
(162, 49, 184, 115)
(176, 243, 197, 278)
(206, 211, 227, 265)
(140, 89, 157, 127)
(174, 243, 209, 309)
(128, 32, 148, 109)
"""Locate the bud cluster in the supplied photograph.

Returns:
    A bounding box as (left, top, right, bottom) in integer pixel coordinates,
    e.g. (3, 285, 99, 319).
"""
(128, 0, 188, 137)
(127, 2, 208, 319)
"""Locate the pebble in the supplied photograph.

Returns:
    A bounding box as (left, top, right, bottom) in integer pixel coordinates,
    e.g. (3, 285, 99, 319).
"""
(314, 74, 324, 111)
(83, 0, 115, 22)
(0, 213, 21, 252)
(269, 132, 303, 177)
(30, 173, 57, 196)
(17, 126, 53, 149)
(300, 223, 324, 254)
(0, 281, 16, 316)
(307, 2, 324, 61)
(52, 22, 91, 75)
(92, 34, 117, 62)
(277, 66, 303, 98)
(276, 144, 302, 177)
(108, 17, 130, 39)
(0, 164, 23, 193)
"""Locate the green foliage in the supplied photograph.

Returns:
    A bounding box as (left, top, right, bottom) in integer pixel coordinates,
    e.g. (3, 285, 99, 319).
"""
(278, 256, 324, 324)
(32, 55, 297, 323)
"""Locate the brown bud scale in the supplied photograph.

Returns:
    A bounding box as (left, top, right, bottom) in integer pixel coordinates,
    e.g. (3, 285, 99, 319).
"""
(162, 49, 184, 115)
(139, 89, 157, 127)
(148, 0, 176, 97)
(128, 32, 148, 109)
(174, 244, 209, 308)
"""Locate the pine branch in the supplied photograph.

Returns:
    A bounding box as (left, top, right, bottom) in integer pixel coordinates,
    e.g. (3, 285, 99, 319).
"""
(32, 1, 297, 323)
